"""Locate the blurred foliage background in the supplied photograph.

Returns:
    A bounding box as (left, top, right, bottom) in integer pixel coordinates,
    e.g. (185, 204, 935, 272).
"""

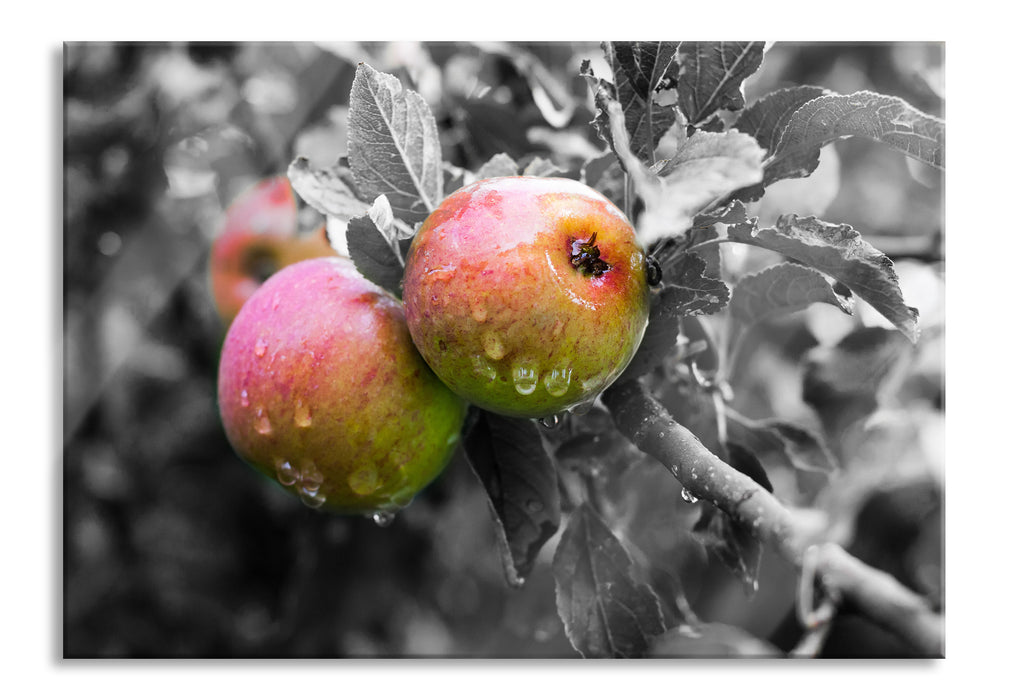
(63, 41, 943, 658)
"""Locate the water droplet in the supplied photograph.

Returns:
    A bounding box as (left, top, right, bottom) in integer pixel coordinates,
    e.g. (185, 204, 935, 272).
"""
(538, 414, 560, 429)
(348, 467, 381, 496)
(526, 499, 544, 513)
(276, 461, 299, 486)
(294, 400, 313, 428)
(567, 398, 595, 416)
(239, 389, 250, 407)
(681, 487, 699, 504)
(300, 461, 324, 493)
(471, 355, 497, 381)
(482, 331, 507, 360)
(370, 511, 396, 527)
(543, 367, 572, 397)
(254, 407, 273, 435)
(254, 338, 268, 357)
(300, 490, 326, 509)
(446, 433, 460, 447)
(512, 365, 538, 395)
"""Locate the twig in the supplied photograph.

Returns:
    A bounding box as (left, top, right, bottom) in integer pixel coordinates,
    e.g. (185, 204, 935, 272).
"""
(602, 379, 945, 657)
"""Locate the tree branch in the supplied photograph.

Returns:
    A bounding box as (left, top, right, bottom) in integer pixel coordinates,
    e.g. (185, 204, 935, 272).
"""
(602, 379, 944, 657)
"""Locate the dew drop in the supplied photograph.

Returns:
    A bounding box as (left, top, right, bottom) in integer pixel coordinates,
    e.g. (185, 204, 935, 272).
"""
(681, 487, 699, 504)
(294, 400, 313, 428)
(254, 407, 273, 435)
(370, 511, 396, 527)
(471, 355, 497, 381)
(482, 331, 507, 360)
(300, 461, 324, 494)
(538, 414, 560, 430)
(543, 367, 572, 397)
(240, 389, 250, 407)
(300, 490, 326, 509)
(275, 460, 298, 486)
(348, 467, 381, 496)
(512, 365, 538, 395)
(254, 338, 268, 357)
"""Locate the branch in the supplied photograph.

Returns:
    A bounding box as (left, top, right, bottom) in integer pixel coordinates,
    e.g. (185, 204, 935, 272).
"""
(602, 379, 944, 657)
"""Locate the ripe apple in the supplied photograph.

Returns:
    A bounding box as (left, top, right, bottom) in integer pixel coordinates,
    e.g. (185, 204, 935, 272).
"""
(402, 176, 650, 419)
(210, 175, 335, 326)
(218, 256, 467, 514)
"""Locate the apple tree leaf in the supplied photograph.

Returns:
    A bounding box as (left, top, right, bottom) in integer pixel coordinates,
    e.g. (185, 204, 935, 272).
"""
(692, 502, 762, 594)
(287, 156, 370, 222)
(729, 214, 920, 341)
(553, 504, 667, 658)
(725, 408, 839, 475)
(761, 91, 945, 191)
(676, 42, 765, 126)
(664, 253, 730, 316)
(347, 62, 443, 224)
(475, 152, 520, 180)
(522, 155, 563, 178)
(345, 200, 405, 297)
(735, 85, 830, 154)
(729, 262, 855, 327)
(464, 411, 561, 588)
(581, 151, 626, 212)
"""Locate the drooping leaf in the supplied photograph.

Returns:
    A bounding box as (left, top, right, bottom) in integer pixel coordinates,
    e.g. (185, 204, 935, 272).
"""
(726, 441, 774, 493)
(347, 63, 443, 224)
(730, 262, 855, 327)
(650, 622, 781, 657)
(345, 201, 405, 296)
(692, 503, 762, 594)
(763, 91, 945, 188)
(729, 214, 920, 341)
(663, 253, 730, 316)
(735, 85, 830, 154)
(725, 408, 839, 474)
(676, 42, 765, 126)
(553, 505, 666, 658)
(287, 156, 371, 222)
(475, 152, 520, 180)
(464, 411, 561, 588)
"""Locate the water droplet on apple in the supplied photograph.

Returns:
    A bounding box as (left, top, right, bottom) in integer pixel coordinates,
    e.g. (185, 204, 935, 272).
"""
(512, 365, 539, 395)
(275, 460, 298, 486)
(254, 407, 273, 435)
(294, 399, 313, 428)
(348, 467, 381, 496)
(543, 367, 572, 397)
(680, 487, 699, 504)
(370, 511, 396, 527)
(240, 389, 250, 407)
(300, 490, 326, 509)
(538, 414, 560, 429)
(482, 331, 507, 360)
(471, 355, 497, 381)
(300, 461, 324, 494)
(254, 338, 268, 357)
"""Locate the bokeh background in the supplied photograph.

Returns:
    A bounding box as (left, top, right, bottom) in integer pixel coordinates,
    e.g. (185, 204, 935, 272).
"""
(63, 41, 944, 658)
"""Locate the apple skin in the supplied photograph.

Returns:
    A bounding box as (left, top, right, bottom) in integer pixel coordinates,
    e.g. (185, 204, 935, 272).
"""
(218, 256, 467, 513)
(402, 176, 650, 419)
(210, 176, 335, 326)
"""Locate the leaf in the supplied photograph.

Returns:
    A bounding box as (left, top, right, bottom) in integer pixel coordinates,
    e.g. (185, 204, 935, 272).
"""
(581, 152, 625, 212)
(475, 152, 520, 180)
(347, 63, 443, 224)
(522, 155, 563, 178)
(663, 253, 729, 316)
(676, 42, 765, 126)
(553, 505, 666, 658)
(735, 85, 830, 154)
(611, 41, 679, 99)
(726, 442, 774, 493)
(464, 411, 561, 588)
(764, 91, 945, 188)
(287, 156, 371, 222)
(725, 408, 839, 474)
(692, 503, 762, 594)
(729, 214, 920, 341)
(620, 296, 681, 382)
(650, 622, 781, 657)
(730, 262, 855, 327)
(345, 204, 405, 296)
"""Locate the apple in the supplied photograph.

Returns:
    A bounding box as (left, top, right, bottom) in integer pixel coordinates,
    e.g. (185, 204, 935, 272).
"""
(210, 175, 335, 326)
(402, 176, 650, 419)
(217, 256, 467, 514)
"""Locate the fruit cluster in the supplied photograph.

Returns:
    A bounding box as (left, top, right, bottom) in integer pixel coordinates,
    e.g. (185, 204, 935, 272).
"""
(215, 176, 649, 516)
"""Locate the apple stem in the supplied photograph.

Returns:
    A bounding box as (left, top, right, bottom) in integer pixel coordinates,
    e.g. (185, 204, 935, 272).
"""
(569, 233, 610, 277)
